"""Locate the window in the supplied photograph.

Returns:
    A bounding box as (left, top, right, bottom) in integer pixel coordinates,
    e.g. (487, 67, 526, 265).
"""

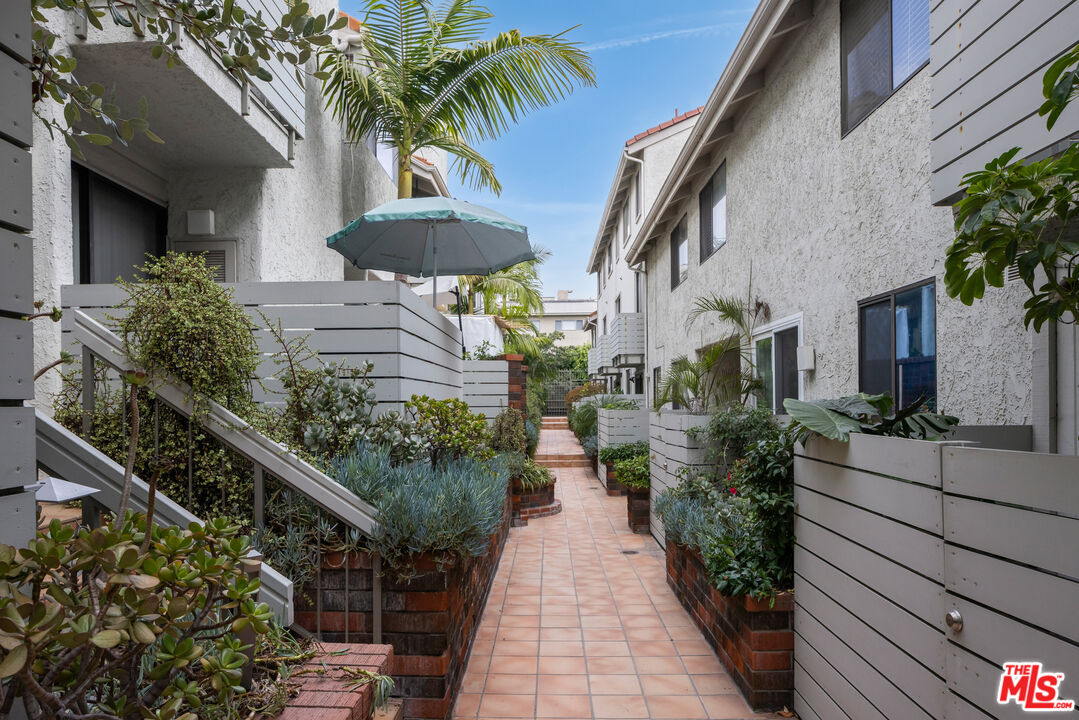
(556, 319, 583, 331)
(602, 316, 607, 335)
(859, 281, 936, 409)
(635, 171, 643, 218)
(754, 325, 800, 413)
(670, 215, 688, 289)
(841, 0, 929, 134)
(606, 242, 613, 276)
(635, 271, 644, 313)
(698, 162, 727, 262)
(652, 366, 662, 404)
(615, 295, 621, 315)
(615, 230, 620, 261)
(622, 204, 630, 244)
(72, 164, 167, 284)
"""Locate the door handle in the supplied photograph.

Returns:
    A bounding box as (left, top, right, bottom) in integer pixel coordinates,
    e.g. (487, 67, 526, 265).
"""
(945, 609, 963, 633)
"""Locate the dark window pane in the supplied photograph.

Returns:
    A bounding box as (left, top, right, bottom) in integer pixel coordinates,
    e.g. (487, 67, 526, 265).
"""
(635, 272, 644, 313)
(755, 337, 774, 412)
(635, 171, 642, 216)
(698, 180, 713, 262)
(842, 0, 890, 133)
(774, 326, 799, 409)
(860, 299, 892, 396)
(892, 0, 929, 87)
(671, 216, 688, 288)
(711, 163, 727, 254)
(895, 283, 936, 409)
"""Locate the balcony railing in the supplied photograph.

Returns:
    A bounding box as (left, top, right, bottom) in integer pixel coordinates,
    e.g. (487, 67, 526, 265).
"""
(608, 313, 645, 365)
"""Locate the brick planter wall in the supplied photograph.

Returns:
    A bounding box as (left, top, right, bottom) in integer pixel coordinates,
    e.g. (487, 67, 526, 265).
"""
(278, 642, 393, 720)
(511, 477, 562, 524)
(495, 354, 526, 411)
(626, 488, 649, 534)
(295, 486, 512, 720)
(602, 462, 627, 496)
(665, 541, 793, 711)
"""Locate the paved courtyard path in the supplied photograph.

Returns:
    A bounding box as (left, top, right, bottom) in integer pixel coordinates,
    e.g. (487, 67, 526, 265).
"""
(453, 418, 775, 720)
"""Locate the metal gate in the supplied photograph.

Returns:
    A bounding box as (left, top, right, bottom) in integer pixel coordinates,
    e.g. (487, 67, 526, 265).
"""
(792, 435, 1079, 720)
(544, 369, 586, 416)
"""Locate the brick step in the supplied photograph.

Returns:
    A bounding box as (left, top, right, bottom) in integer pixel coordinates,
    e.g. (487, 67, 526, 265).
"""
(536, 459, 592, 468)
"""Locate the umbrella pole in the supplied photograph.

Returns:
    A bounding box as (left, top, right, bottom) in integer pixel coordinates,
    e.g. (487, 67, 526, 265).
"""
(429, 223, 437, 310)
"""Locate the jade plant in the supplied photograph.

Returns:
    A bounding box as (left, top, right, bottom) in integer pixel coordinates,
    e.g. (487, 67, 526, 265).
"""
(0, 515, 273, 719)
(406, 395, 492, 466)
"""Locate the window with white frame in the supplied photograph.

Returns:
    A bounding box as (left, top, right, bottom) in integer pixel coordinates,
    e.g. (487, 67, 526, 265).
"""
(622, 203, 630, 244)
(606, 241, 613, 276)
(753, 319, 801, 413)
(556, 319, 584, 331)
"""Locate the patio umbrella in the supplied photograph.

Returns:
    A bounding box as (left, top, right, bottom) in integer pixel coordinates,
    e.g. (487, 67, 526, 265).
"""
(326, 197, 533, 309)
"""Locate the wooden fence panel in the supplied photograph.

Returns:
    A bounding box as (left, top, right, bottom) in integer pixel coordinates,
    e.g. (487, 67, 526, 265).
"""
(462, 359, 509, 421)
(61, 281, 465, 413)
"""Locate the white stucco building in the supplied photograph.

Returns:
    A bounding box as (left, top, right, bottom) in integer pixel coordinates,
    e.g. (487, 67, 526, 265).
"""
(533, 291, 595, 347)
(28, 3, 450, 403)
(609, 0, 1079, 453)
(585, 109, 700, 393)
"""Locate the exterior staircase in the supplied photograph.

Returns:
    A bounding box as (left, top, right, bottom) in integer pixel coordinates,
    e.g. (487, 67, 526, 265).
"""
(535, 416, 592, 468)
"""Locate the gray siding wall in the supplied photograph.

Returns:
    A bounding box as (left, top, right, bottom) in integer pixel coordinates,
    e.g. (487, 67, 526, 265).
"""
(462, 359, 510, 422)
(929, 0, 1079, 204)
(597, 404, 648, 449)
(0, 0, 37, 548)
(642, 0, 1032, 428)
(62, 281, 464, 414)
(793, 434, 1079, 720)
(647, 412, 712, 547)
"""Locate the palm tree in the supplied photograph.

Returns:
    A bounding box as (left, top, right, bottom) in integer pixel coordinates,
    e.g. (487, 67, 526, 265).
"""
(458, 245, 550, 316)
(656, 279, 771, 411)
(319, 0, 595, 199)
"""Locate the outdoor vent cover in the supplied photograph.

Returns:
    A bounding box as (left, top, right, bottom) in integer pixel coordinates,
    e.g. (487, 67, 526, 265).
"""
(1006, 262, 1021, 284)
(172, 240, 236, 283)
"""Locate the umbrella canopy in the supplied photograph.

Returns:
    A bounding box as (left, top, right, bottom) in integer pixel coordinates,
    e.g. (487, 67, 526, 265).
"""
(327, 197, 533, 278)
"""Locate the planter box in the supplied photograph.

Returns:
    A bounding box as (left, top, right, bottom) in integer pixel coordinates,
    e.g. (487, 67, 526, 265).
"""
(597, 403, 648, 450)
(626, 487, 649, 533)
(295, 485, 512, 720)
(511, 477, 561, 524)
(601, 462, 627, 496)
(277, 642, 394, 720)
(648, 412, 713, 545)
(665, 541, 793, 711)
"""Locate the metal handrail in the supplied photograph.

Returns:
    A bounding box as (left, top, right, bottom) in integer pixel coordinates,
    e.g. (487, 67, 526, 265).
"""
(70, 309, 384, 641)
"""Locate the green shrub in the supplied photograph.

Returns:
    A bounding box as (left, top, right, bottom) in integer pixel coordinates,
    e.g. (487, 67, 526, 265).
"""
(598, 441, 649, 464)
(653, 431, 794, 601)
(601, 397, 640, 410)
(301, 363, 378, 459)
(491, 407, 527, 453)
(406, 395, 492, 466)
(519, 459, 554, 491)
(0, 515, 273, 718)
(526, 380, 545, 428)
(688, 405, 780, 468)
(363, 410, 430, 464)
(332, 445, 509, 576)
(581, 434, 598, 459)
(613, 454, 649, 490)
(115, 253, 257, 415)
(524, 419, 539, 457)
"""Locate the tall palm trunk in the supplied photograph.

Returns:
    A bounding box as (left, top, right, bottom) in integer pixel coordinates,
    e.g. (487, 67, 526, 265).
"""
(397, 145, 412, 199)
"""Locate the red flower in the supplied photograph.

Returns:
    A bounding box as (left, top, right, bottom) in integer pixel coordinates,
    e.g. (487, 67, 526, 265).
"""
(729, 487, 737, 495)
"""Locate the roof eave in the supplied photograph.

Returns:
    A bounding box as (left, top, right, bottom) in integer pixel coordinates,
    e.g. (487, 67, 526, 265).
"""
(626, 0, 810, 265)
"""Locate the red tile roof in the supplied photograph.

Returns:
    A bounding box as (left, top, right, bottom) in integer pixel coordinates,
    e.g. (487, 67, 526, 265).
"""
(341, 11, 362, 32)
(625, 106, 704, 147)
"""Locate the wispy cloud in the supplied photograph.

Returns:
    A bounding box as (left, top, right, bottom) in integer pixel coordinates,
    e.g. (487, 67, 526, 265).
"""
(585, 22, 744, 52)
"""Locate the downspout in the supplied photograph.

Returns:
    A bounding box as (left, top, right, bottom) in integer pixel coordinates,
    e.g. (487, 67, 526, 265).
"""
(623, 148, 647, 400)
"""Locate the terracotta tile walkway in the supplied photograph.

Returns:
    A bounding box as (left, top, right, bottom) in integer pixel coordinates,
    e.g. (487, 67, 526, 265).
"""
(454, 421, 775, 720)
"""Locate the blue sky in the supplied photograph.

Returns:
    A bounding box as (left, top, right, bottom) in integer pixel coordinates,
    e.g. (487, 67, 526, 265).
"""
(342, 1, 757, 299)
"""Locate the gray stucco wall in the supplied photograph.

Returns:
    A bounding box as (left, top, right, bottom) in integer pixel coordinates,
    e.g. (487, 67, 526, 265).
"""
(31, 0, 396, 405)
(643, 0, 1031, 426)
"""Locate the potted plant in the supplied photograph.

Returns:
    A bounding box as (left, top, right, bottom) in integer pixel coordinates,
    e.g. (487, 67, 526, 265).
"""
(613, 453, 650, 533)
(598, 441, 648, 496)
